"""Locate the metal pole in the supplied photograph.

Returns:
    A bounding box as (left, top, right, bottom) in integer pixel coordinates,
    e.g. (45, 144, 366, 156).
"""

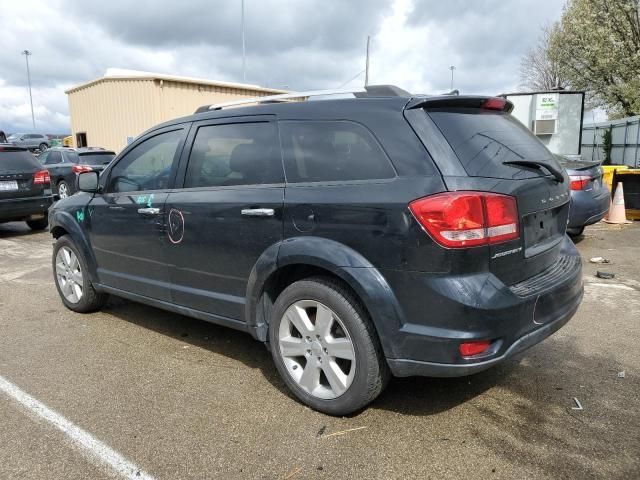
(449, 65, 456, 91)
(364, 36, 370, 87)
(22, 50, 35, 129)
(241, 0, 246, 83)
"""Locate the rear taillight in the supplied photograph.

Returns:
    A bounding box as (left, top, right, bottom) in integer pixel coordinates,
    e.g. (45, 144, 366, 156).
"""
(409, 192, 519, 248)
(569, 175, 591, 191)
(72, 165, 93, 173)
(33, 170, 50, 184)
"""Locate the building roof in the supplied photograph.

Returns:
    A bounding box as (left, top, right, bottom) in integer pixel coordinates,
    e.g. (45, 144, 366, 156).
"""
(65, 68, 288, 95)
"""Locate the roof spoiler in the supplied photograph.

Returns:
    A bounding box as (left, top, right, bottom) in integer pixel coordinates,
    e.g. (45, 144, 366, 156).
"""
(406, 95, 514, 113)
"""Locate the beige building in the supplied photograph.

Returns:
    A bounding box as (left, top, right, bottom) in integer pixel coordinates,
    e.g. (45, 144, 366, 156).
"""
(65, 69, 286, 152)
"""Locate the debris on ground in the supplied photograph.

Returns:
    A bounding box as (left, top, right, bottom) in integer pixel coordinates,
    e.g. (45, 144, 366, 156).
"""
(320, 426, 368, 438)
(596, 271, 615, 279)
(618, 371, 626, 378)
(590, 257, 611, 264)
(571, 397, 584, 410)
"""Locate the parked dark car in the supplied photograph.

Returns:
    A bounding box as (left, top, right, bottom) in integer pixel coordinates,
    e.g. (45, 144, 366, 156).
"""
(0, 143, 53, 230)
(39, 147, 116, 198)
(558, 157, 610, 236)
(7, 133, 50, 151)
(48, 86, 583, 415)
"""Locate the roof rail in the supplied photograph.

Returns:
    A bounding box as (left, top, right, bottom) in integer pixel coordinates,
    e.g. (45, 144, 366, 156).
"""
(194, 84, 410, 113)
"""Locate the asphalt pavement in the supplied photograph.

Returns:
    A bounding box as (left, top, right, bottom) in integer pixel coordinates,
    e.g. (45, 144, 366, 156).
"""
(0, 221, 638, 479)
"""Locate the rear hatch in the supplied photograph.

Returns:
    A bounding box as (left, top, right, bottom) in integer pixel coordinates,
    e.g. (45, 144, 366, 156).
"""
(405, 97, 570, 285)
(0, 146, 49, 200)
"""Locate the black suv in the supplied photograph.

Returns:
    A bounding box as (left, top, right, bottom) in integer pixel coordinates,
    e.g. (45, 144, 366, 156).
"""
(0, 144, 53, 230)
(49, 87, 583, 415)
(39, 147, 116, 199)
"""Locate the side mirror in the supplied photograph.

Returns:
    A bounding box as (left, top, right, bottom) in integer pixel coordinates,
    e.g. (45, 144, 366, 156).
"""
(77, 171, 100, 193)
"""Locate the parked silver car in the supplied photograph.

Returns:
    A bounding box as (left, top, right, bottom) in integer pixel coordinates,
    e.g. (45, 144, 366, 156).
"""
(7, 133, 49, 151)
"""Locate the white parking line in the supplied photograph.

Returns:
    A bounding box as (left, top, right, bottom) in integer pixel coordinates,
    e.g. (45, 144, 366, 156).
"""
(0, 374, 156, 480)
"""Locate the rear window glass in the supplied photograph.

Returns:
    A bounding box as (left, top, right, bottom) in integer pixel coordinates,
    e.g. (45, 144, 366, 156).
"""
(280, 121, 396, 183)
(0, 150, 40, 171)
(78, 153, 115, 165)
(428, 108, 555, 178)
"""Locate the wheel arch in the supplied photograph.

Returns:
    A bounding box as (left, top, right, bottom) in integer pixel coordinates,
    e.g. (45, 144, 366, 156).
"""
(245, 237, 405, 359)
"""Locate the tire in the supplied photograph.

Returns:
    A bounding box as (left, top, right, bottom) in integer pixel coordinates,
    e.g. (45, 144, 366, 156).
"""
(52, 235, 107, 313)
(26, 217, 48, 230)
(268, 276, 389, 415)
(57, 180, 70, 199)
(39, 143, 48, 151)
(567, 226, 584, 237)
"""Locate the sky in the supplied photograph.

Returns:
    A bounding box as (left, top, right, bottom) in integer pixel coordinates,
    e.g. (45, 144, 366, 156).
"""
(0, 0, 566, 134)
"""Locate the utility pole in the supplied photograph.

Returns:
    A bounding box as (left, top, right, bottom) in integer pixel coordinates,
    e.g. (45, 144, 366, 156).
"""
(241, 0, 246, 83)
(22, 50, 36, 129)
(364, 36, 370, 86)
(449, 65, 456, 91)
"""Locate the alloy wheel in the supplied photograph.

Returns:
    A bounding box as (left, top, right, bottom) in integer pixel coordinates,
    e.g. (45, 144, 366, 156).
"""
(278, 300, 356, 399)
(55, 246, 83, 303)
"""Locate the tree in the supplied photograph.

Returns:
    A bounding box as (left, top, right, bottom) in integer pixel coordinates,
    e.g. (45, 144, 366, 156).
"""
(549, 0, 640, 118)
(520, 23, 569, 91)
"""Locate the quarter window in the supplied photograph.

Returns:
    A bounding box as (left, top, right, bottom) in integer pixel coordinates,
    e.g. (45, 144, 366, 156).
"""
(184, 122, 283, 188)
(108, 130, 183, 193)
(279, 121, 395, 183)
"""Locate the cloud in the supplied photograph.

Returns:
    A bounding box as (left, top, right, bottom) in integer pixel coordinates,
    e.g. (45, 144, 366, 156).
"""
(0, 0, 564, 133)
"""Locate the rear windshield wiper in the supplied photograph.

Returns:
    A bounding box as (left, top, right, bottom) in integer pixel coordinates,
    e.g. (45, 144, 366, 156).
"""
(503, 160, 565, 183)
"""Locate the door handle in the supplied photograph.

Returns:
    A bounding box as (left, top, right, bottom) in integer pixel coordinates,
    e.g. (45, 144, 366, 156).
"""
(138, 207, 161, 215)
(241, 208, 275, 217)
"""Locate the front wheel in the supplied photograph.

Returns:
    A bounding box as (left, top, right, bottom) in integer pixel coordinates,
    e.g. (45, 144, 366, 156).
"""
(39, 143, 48, 151)
(53, 235, 107, 312)
(269, 277, 389, 416)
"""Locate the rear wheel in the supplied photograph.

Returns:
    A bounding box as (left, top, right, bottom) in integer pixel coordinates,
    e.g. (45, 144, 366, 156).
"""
(39, 143, 48, 151)
(53, 235, 107, 312)
(269, 277, 389, 415)
(26, 217, 48, 230)
(57, 180, 70, 199)
(567, 226, 584, 238)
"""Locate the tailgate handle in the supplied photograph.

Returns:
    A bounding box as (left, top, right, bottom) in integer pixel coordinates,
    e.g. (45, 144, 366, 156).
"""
(241, 208, 274, 217)
(138, 207, 161, 215)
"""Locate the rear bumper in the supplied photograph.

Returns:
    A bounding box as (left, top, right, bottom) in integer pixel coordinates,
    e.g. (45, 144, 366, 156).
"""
(0, 195, 53, 222)
(383, 236, 583, 377)
(568, 188, 610, 228)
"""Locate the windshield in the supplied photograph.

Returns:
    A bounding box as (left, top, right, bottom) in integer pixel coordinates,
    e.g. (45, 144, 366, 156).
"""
(78, 153, 115, 165)
(7, 134, 20, 140)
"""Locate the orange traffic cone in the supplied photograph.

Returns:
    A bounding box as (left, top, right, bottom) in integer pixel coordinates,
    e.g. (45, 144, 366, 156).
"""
(603, 182, 632, 224)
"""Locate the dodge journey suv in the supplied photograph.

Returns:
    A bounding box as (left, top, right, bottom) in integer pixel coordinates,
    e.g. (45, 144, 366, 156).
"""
(49, 86, 583, 415)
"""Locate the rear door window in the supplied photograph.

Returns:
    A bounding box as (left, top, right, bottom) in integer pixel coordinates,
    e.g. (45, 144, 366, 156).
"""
(44, 151, 63, 165)
(279, 120, 395, 183)
(184, 122, 283, 187)
(428, 108, 557, 179)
